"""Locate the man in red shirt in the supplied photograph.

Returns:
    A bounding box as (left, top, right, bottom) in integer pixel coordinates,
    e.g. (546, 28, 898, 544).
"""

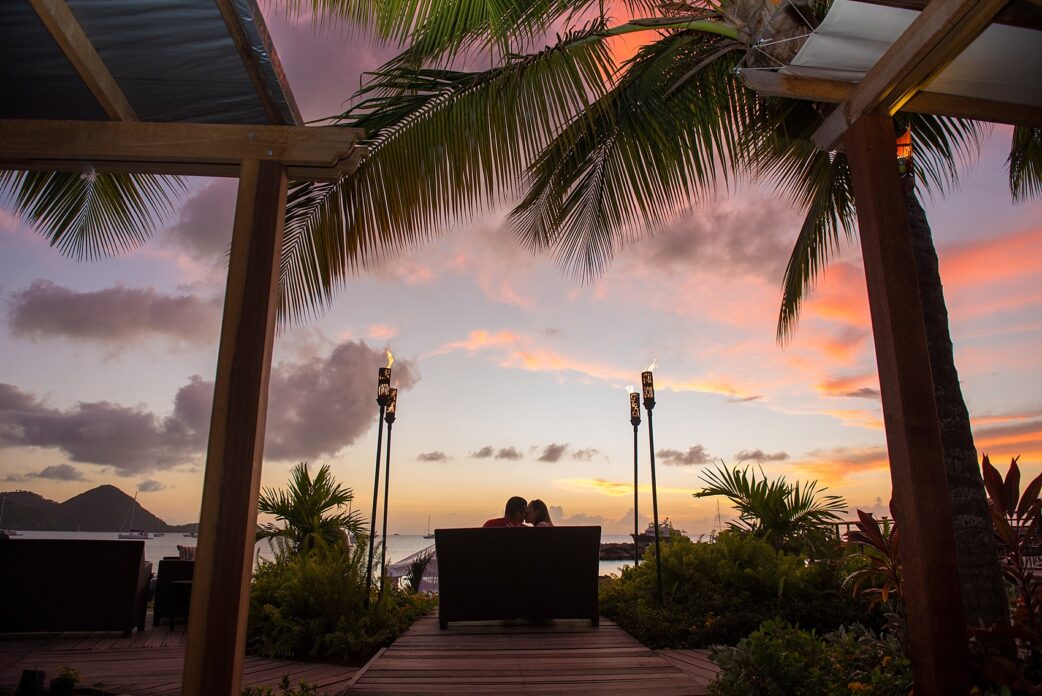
(482, 496, 528, 527)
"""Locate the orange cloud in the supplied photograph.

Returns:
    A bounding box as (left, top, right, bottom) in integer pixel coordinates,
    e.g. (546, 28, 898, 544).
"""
(367, 324, 398, 340)
(819, 409, 884, 430)
(816, 373, 879, 398)
(804, 262, 870, 325)
(796, 445, 889, 480)
(557, 478, 695, 497)
(940, 227, 1042, 289)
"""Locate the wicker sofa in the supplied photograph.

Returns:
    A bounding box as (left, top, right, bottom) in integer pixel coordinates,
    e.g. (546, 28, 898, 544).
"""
(434, 526, 601, 628)
(0, 539, 151, 636)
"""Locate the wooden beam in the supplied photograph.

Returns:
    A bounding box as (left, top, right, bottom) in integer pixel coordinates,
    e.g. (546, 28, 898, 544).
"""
(741, 71, 1042, 128)
(26, 0, 137, 121)
(182, 159, 286, 696)
(855, 0, 1042, 31)
(844, 111, 969, 694)
(0, 120, 365, 181)
(813, 0, 1010, 149)
(214, 0, 302, 126)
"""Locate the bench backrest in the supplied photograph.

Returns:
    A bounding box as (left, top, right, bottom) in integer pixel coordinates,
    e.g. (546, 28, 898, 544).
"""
(0, 539, 150, 633)
(435, 526, 600, 625)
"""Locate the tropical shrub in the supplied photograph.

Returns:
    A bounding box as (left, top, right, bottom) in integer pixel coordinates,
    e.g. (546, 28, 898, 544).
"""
(693, 464, 847, 553)
(599, 532, 860, 648)
(844, 510, 902, 613)
(710, 619, 913, 696)
(246, 538, 436, 665)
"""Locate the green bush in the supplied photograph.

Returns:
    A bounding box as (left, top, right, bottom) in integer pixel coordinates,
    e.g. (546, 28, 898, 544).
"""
(599, 531, 861, 647)
(246, 541, 436, 665)
(710, 619, 913, 696)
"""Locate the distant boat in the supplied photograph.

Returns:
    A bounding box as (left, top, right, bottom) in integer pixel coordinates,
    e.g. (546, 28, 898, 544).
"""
(118, 493, 151, 540)
(119, 529, 151, 540)
(183, 532, 198, 538)
(423, 515, 434, 539)
(0, 497, 23, 536)
(631, 518, 687, 543)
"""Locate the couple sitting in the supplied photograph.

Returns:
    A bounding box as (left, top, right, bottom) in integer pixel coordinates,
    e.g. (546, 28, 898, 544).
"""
(482, 496, 553, 528)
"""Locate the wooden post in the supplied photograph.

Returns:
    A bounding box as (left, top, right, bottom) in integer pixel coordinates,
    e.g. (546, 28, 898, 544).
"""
(182, 159, 287, 696)
(844, 112, 969, 695)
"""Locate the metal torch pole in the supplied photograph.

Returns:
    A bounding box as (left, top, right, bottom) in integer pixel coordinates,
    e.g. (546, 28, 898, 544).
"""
(646, 407, 663, 603)
(632, 421, 640, 566)
(378, 417, 394, 598)
(364, 405, 386, 607)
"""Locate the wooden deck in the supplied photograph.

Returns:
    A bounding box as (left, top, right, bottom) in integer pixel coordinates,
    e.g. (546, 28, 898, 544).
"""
(346, 616, 717, 695)
(0, 614, 719, 695)
(0, 617, 357, 695)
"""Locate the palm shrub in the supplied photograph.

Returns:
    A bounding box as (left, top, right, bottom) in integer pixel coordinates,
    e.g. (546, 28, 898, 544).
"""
(257, 462, 363, 553)
(693, 464, 847, 553)
(599, 532, 860, 648)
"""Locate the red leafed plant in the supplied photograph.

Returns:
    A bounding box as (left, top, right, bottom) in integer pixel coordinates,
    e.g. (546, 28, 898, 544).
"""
(973, 454, 1042, 690)
(844, 509, 902, 610)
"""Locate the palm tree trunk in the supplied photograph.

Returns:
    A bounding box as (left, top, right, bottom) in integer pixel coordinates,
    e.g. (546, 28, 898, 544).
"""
(902, 180, 1009, 628)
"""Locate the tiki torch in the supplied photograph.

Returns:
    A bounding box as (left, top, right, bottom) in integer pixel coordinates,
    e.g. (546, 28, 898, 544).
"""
(629, 388, 641, 567)
(642, 367, 663, 603)
(378, 387, 397, 597)
(364, 352, 393, 605)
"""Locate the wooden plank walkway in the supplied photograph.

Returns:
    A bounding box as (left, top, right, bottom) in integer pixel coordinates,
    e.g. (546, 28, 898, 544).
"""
(346, 616, 717, 695)
(0, 619, 357, 695)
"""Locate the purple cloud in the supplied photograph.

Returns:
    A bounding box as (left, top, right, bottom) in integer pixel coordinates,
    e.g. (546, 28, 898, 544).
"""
(657, 446, 712, 466)
(6, 280, 220, 346)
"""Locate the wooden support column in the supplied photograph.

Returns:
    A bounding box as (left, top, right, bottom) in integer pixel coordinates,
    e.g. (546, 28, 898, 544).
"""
(845, 112, 969, 695)
(182, 159, 287, 696)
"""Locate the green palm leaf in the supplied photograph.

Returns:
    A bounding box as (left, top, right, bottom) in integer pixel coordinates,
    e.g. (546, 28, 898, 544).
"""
(745, 100, 987, 342)
(279, 28, 615, 322)
(0, 170, 185, 261)
(1009, 126, 1042, 201)
(510, 29, 748, 281)
(257, 461, 363, 553)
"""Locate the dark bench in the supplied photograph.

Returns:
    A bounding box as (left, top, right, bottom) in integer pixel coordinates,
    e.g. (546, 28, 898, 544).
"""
(435, 526, 600, 629)
(0, 539, 151, 636)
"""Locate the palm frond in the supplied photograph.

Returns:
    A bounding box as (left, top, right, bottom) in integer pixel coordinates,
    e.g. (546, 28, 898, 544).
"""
(1009, 126, 1042, 201)
(0, 170, 186, 261)
(744, 98, 987, 343)
(509, 29, 749, 282)
(279, 29, 615, 323)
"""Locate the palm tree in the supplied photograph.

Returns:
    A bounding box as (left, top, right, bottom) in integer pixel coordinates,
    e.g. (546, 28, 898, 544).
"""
(693, 463, 847, 552)
(256, 462, 363, 553)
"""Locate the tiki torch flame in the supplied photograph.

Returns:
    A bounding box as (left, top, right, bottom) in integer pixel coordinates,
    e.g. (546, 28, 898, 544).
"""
(386, 350, 394, 368)
(626, 385, 635, 394)
(644, 359, 656, 372)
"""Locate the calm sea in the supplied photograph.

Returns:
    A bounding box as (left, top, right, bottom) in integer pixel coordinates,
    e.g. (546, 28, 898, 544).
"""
(13, 531, 636, 577)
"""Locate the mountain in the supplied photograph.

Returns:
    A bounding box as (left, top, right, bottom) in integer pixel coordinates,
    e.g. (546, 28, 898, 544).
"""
(57, 485, 170, 532)
(1, 491, 62, 530)
(0, 485, 197, 532)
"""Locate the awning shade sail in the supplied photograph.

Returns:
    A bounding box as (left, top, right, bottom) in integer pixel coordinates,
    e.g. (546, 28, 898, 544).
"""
(784, 0, 1042, 108)
(0, 0, 300, 124)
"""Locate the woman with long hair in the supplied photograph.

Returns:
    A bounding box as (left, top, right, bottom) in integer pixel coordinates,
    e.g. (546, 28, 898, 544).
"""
(526, 499, 554, 527)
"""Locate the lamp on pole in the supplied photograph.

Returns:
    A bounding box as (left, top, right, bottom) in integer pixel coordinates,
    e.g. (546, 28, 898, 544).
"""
(642, 369, 663, 604)
(364, 357, 392, 605)
(378, 387, 397, 598)
(629, 390, 641, 567)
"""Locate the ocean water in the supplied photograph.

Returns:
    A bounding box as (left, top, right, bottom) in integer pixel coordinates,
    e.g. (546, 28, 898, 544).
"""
(14, 531, 638, 577)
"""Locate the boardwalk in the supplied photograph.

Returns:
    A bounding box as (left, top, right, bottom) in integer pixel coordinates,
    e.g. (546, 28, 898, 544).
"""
(0, 621, 357, 695)
(346, 616, 717, 695)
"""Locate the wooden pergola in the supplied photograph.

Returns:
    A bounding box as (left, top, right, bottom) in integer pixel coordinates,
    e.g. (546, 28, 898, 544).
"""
(1, 1, 362, 693)
(2, 0, 1040, 694)
(740, 0, 1041, 693)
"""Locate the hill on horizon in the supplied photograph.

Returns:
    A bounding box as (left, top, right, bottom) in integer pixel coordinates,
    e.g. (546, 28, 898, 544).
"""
(0, 485, 198, 533)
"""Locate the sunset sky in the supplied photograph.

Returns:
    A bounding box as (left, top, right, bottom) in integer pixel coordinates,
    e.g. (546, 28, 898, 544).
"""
(1, 6, 1040, 536)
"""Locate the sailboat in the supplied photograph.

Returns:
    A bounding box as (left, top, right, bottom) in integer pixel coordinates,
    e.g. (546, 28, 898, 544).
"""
(423, 515, 435, 539)
(1, 496, 24, 536)
(118, 492, 151, 539)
